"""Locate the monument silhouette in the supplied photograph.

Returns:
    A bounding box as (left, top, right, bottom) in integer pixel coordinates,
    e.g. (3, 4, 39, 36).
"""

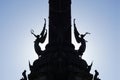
(21, 0, 101, 80)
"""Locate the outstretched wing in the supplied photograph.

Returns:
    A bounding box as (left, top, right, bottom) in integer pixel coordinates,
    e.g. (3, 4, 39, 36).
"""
(40, 18, 46, 36)
(40, 29, 47, 43)
(74, 19, 81, 43)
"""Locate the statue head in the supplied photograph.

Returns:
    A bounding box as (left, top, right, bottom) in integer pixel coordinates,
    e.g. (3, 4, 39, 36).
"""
(81, 34, 85, 38)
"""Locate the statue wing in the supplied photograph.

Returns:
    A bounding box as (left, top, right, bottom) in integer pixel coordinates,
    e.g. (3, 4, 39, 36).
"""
(74, 25, 81, 43)
(40, 29, 47, 43)
(40, 18, 46, 36)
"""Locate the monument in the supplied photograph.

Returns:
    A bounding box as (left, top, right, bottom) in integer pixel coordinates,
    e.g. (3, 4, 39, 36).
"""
(21, 0, 101, 80)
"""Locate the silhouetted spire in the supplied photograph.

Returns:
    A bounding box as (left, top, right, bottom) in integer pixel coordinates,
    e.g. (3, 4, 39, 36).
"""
(49, 0, 72, 46)
(21, 0, 101, 80)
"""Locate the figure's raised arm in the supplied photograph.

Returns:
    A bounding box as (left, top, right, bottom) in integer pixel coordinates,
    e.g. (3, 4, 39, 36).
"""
(31, 29, 37, 37)
(85, 32, 91, 35)
(83, 32, 91, 37)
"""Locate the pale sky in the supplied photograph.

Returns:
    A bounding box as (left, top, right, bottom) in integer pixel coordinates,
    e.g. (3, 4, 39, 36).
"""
(0, 0, 119, 80)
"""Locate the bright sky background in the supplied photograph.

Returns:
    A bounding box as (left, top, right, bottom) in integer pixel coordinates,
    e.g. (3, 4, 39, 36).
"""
(0, 0, 119, 80)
